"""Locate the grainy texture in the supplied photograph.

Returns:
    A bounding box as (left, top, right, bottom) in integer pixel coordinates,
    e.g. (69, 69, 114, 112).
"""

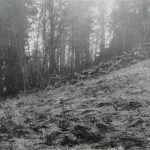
(1, 60, 150, 149)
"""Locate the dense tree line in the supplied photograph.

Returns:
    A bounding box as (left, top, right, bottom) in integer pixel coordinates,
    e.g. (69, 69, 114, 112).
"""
(0, 0, 150, 96)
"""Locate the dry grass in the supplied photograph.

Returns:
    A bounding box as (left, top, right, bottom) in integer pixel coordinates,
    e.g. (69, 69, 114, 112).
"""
(1, 59, 150, 149)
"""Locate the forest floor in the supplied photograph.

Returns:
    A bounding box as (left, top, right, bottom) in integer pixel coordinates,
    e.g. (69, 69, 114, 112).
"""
(1, 59, 150, 149)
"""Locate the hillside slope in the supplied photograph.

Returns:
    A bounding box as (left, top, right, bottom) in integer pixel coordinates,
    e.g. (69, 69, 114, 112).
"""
(1, 59, 150, 149)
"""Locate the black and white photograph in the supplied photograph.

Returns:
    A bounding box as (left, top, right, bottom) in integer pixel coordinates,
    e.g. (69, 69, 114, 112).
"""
(0, 0, 150, 149)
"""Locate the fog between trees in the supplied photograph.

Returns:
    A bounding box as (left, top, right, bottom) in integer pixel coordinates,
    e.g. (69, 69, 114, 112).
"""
(0, 0, 150, 96)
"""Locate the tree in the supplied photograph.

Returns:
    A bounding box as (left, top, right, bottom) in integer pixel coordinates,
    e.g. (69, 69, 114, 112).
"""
(99, 0, 106, 52)
(0, 0, 35, 95)
(66, 0, 93, 72)
(41, 0, 68, 74)
(110, 0, 150, 54)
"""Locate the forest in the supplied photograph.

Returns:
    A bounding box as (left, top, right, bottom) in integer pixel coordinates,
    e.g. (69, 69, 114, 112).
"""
(1, 0, 150, 150)
(0, 0, 150, 96)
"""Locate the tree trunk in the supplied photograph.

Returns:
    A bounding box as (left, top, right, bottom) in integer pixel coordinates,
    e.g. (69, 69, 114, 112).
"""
(99, 0, 105, 53)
